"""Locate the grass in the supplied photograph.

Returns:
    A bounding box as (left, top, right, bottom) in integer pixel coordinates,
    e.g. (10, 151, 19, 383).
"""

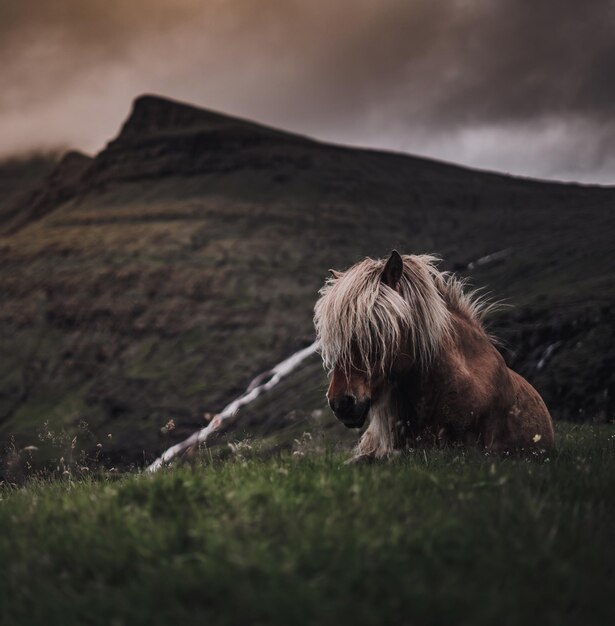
(1, 423, 614, 626)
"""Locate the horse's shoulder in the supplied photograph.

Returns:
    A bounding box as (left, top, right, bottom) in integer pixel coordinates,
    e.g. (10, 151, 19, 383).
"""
(446, 311, 505, 376)
(428, 314, 509, 423)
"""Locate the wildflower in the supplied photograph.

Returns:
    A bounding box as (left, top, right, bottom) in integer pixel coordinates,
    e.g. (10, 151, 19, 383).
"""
(160, 419, 176, 434)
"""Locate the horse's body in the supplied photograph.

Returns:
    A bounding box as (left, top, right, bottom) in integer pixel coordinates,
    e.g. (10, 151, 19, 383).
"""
(314, 252, 554, 460)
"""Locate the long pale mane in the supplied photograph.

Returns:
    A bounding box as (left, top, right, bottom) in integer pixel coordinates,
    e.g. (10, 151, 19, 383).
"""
(314, 254, 493, 376)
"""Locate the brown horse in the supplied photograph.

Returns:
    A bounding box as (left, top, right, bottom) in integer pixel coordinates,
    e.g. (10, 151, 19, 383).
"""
(314, 251, 554, 461)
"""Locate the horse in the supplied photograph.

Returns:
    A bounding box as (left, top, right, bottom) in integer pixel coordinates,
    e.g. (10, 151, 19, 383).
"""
(314, 251, 555, 461)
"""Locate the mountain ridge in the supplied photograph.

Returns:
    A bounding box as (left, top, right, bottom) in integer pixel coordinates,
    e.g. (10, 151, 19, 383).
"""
(3, 94, 613, 237)
(117, 94, 301, 140)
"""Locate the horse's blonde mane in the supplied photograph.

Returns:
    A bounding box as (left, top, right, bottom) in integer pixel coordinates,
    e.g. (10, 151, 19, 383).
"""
(314, 254, 494, 376)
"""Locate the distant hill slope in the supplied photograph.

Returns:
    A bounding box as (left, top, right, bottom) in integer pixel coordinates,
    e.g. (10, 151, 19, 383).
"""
(0, 95, 613, 469)
(0, 151, 93, 236)
(0, 152, 61, 229)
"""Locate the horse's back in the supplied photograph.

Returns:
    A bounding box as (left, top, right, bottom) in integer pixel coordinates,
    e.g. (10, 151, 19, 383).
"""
(488, 368, 555, 451)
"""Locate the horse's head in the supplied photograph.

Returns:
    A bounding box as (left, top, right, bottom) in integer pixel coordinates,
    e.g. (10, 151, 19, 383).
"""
(320, 251, 406, 429)
(326, 363, 386, 428)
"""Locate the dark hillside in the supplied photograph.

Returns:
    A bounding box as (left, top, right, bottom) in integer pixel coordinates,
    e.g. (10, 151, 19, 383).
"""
(0, 152, 63, 230)
(0, 95, 613, 470)
(0, 151, 93, 235)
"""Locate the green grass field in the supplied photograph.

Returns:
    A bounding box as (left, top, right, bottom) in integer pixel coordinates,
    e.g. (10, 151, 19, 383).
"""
(1, 423, 614, 626)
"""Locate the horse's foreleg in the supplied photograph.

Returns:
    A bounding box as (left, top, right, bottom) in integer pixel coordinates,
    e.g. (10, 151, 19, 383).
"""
(352, 425, 379, 461)
(352, 414, 397, 461)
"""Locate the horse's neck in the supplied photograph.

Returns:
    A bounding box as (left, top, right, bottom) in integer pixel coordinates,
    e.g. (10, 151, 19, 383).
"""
(443, 309, 497, 370)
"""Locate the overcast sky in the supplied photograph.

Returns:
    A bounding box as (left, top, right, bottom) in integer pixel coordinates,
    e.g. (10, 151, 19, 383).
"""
(2, 0, 614, 183)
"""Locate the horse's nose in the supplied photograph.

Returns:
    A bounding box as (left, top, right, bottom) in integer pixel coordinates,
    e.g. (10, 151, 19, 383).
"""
(328, 395, 370, 429)
(328, 395, 355, 416)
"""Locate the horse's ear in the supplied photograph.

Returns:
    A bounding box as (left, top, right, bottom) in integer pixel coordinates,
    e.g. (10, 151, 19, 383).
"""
(328, 269, 342, 279)
(381, 250, 403, 289)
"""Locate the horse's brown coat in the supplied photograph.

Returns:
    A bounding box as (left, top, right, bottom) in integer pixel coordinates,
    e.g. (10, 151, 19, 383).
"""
(317, 252, 555, 460)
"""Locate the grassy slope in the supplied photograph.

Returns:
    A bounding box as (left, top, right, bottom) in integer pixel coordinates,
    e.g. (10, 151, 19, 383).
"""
(0, 153, 60, 225)
(1, 423, 614, 626)
(0, 99, 614, 470)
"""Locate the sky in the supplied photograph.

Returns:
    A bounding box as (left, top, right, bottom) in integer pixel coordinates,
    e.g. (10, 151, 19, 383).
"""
(2, 0, 614, 183)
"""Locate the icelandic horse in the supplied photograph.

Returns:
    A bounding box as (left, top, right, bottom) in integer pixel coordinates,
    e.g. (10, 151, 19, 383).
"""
(314, 251, 555, 461)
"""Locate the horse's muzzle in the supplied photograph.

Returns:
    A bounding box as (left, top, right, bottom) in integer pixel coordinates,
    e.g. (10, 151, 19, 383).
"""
(328, 396, 371, 428)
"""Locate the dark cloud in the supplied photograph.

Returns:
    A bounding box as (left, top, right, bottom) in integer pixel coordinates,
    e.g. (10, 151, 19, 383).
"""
(1, 0, 614, 182)
(425, 1, 615, 125)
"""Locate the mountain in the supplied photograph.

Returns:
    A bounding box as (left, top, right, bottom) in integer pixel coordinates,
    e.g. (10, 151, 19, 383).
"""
(0, 152, 61, 229)
(0, 151, 93, 236)
(0, 95, 613, 471)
